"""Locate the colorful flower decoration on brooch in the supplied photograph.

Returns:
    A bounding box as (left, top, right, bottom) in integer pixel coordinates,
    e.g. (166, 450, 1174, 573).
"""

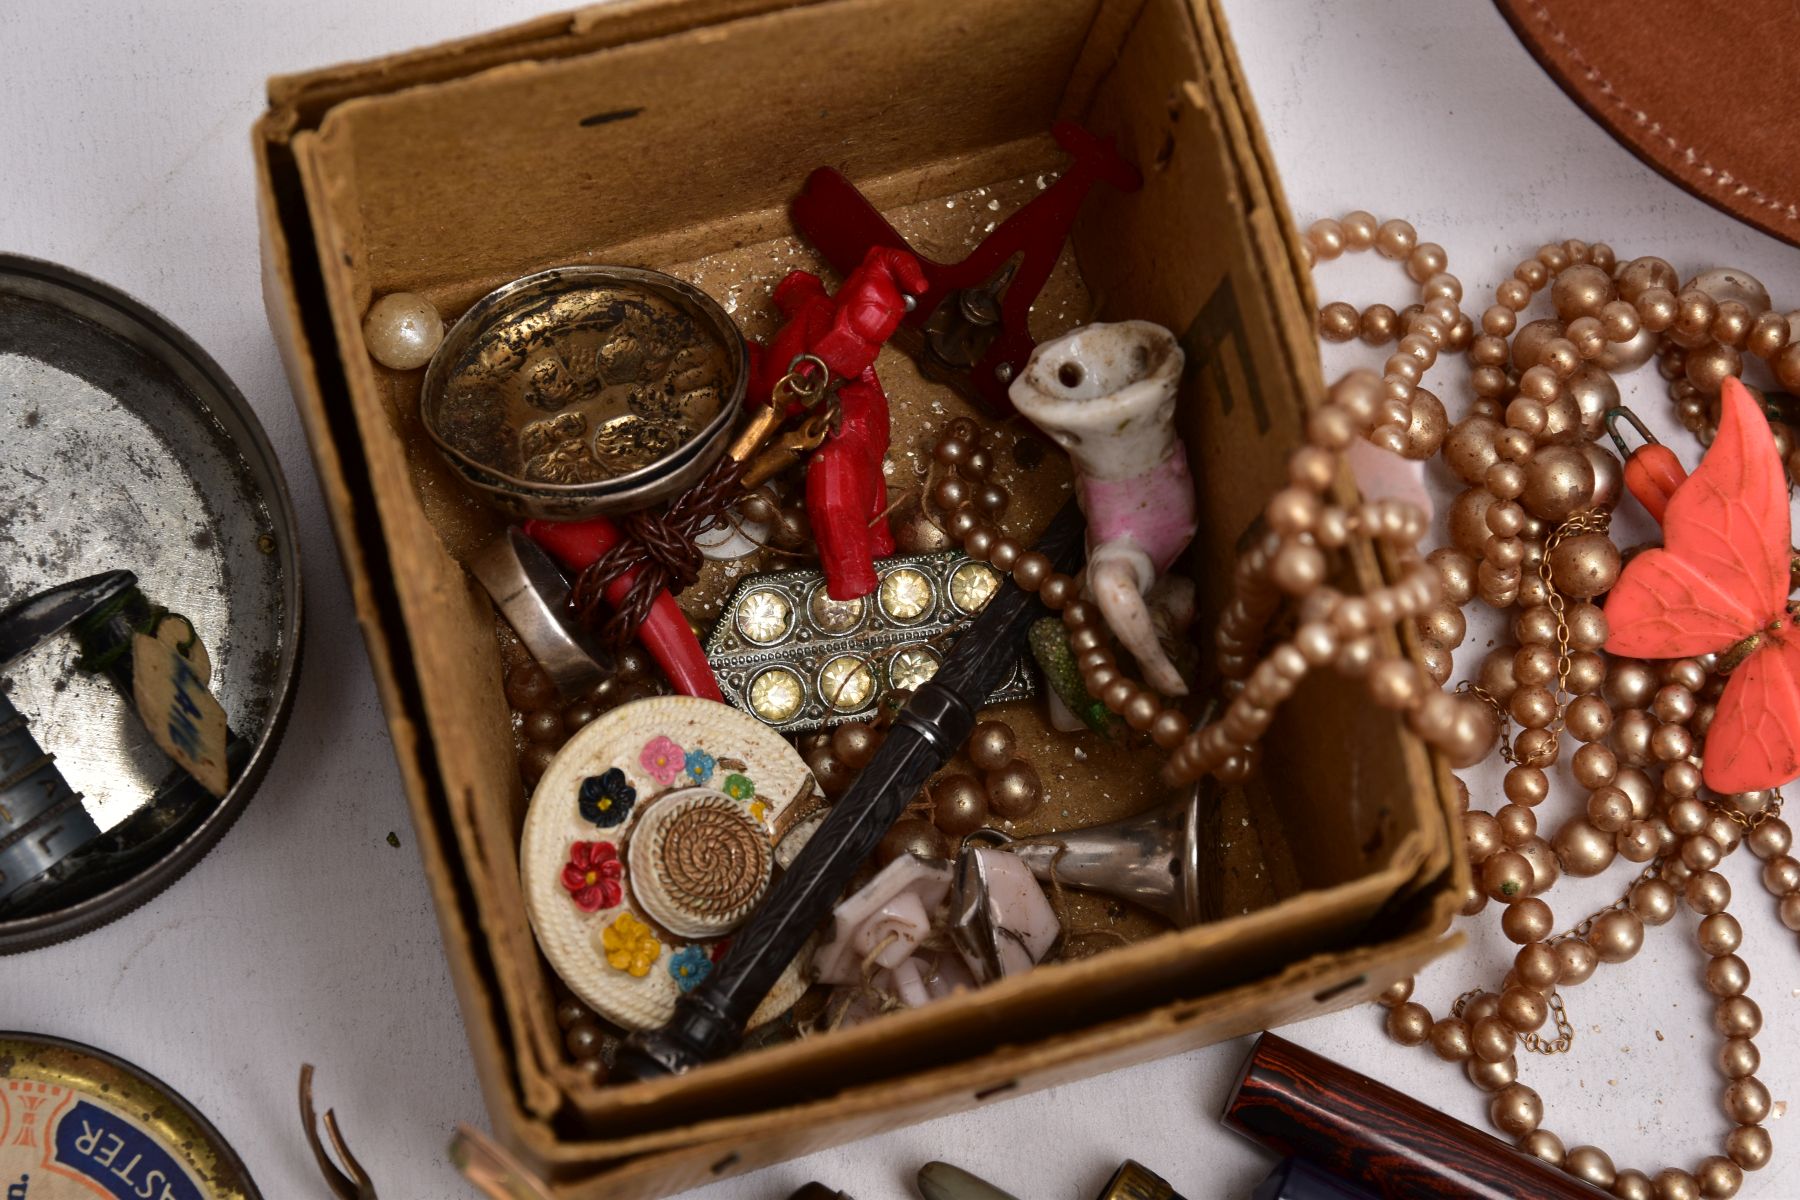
(601, 911, 661, 977)
(748, 798, 769, 825)
(684, 748, 716, 786)
(560, 841, 624, 912)
(669, 944, 712, 993)
(578, 768, 635, 829)
(722, 772, 755, 801)
(640, 735, 686, 787)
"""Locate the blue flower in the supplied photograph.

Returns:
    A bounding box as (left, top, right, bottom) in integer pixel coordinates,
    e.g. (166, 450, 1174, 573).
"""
(578, 768, 636, 828)
(684, 748, 716, 786)
(669, 945, 712, 993)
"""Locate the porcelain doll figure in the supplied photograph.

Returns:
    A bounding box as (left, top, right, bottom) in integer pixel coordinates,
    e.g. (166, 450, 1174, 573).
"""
(1009, 320, 1197, 695)
(749, 246, 929, 600)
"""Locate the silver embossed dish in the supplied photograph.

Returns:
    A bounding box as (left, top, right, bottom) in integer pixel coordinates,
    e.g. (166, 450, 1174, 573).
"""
(421, 266, 747, 519)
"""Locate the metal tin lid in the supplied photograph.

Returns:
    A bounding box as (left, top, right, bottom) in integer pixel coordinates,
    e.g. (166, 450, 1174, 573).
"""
(0, 1032, 262, 1198)
(0, 256, 302, 952)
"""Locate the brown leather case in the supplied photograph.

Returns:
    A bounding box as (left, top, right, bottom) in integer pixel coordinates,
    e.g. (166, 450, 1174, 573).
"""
(1496, 0, 1800, 248)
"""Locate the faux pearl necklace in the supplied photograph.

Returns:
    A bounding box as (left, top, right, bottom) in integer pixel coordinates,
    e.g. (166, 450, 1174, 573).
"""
(1311, 219, 1790, 1200)
(920, 213, 1795, 1200)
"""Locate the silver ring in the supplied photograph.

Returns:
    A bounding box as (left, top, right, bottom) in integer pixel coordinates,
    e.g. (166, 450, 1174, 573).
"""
(467, 528, 606, 698)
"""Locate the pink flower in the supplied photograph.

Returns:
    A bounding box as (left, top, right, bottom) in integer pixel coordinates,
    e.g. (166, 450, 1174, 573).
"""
(561, 842, 623, 912)
(639, 735, 686, 787)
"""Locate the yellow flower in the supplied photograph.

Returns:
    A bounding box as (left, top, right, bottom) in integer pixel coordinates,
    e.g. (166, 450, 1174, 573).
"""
(601, 911, 661, 978)
(749, 798, 768, 825)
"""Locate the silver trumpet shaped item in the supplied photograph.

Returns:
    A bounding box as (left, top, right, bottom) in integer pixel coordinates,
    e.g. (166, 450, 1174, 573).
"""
(965, 783, 1209, 928)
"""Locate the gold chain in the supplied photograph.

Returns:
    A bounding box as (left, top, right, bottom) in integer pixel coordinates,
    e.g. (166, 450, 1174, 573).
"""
(1448, 983, 1576, 1057)
(1509, 862, 1660, 1056)
(1549, 863, 1659, 945)
(1457, 681, 1517, 764)
(1450, 987, 1485, 1015)
(1710, 785, 1786, 832)
(1536, 508, 1612, 751)
(1520, 992, 1574, 1055)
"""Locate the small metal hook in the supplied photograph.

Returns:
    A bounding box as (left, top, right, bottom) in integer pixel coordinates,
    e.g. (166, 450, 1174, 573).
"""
(298, 1065, 379, 1200)
(1603, 405, 1659, 460)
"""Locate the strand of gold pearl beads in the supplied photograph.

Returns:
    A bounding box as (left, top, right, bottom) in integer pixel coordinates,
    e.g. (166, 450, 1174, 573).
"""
(918, 214, 1793, 1199)
(1306, 214, 1795, 1200)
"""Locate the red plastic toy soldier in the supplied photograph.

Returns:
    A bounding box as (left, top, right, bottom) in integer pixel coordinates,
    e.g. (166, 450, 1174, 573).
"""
(748, 246, 928, 600)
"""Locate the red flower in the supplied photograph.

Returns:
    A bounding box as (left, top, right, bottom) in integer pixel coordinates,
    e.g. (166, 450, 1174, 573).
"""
(561, 842, 623, 912)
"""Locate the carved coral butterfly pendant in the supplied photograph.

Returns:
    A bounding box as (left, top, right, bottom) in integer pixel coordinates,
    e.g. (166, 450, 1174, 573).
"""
(1605, 376, 1800, 793)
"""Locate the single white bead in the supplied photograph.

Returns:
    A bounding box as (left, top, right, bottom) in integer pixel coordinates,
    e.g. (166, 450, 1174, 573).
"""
(362, 292, 444, 370)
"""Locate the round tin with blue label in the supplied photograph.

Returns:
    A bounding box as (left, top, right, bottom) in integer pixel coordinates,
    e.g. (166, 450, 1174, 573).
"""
(0, 1033, 260, 1199)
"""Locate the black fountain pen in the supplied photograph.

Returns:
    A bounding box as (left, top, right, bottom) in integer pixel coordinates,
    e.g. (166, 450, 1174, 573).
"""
(613, 499, 1089, 1079)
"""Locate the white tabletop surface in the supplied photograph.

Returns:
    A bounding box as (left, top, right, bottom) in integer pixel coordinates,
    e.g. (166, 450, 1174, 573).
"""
(4, 1, 1799, 1197)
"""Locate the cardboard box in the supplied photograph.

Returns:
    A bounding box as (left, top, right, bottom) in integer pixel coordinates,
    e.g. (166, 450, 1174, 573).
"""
(253, 0, 1467, 1194)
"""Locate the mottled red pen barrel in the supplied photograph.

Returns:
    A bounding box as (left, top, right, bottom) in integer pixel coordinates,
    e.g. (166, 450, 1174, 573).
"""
(1223, 1034, 1608, 1200)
